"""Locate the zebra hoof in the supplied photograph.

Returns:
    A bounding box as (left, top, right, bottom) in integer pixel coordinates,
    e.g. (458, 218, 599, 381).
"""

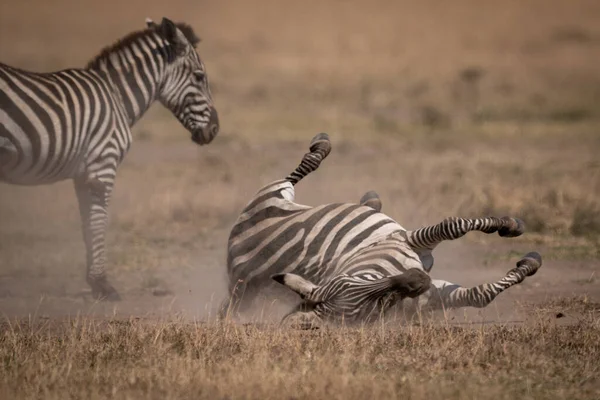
(309, 132, 331, 158)
(89, 276, 121, 301)
(516, 252, 542, 277)
(498, 217, 525, 238)
(360, 191, 382, 212)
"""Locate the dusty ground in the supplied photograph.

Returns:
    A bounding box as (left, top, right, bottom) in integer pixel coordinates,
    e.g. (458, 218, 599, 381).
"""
(0, 131, 598, 322)
(0, 0, 599, 398)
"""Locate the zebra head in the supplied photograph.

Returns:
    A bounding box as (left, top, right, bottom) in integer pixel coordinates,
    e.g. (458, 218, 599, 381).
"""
(147, 18, 219, 146)
(272, 269, 431, 327)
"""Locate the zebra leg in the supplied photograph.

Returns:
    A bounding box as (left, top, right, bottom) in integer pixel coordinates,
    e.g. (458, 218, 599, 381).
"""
(406, 216, 525, 251)
(359, 191, 382, 212)
(218, 280, 261, 320)
(285, 133, 331, 186)
(74, 177, 120, 301)
(419, 252, 542, 311)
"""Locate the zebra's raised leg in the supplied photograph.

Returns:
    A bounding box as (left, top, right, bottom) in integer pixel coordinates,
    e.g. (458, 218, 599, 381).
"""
(285, 132, 331, 186)
(359, 191, 382, 212)
(418, 252, 542, 311)
(407, 216, 525, 251)
(406, 216, 525, 271)
(74, 176, 120, 300)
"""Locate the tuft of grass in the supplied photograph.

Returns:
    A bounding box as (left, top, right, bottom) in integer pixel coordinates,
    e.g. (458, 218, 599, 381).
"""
(573, 273, 597, 286)
(550, 26, 594, 44)
(517, 203, 550, 234)
(141, 274, 163, 290)
(546, 107, 592, 123)
(1, 316, 599, 400)
(571, 202, 600, 237)
(371, 112, 400, 134)
(459, 67, 486, 84)
(418, 105, 450, 129)
(530, 295, 600, 315)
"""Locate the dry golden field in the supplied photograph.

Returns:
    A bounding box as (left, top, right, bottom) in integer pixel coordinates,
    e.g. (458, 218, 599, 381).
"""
(1, 312, 600, 400)
(1, 0, 599, 398)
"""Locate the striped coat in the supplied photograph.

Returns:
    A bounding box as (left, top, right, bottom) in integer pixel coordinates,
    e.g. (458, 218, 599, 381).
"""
(0, 17, 219, 299)
(222, 133, 543, 327)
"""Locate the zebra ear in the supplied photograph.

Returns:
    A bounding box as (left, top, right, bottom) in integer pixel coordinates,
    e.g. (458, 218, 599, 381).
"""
(146, 18, 157, 29)
(271, 273, 318, 300)
(159, 17, 189, 58)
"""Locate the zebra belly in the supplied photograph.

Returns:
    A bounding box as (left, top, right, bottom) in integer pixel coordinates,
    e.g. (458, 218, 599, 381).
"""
(0, 132, 85, 185)
(228, 202, 410, 286)
(340, 245, 425, 280)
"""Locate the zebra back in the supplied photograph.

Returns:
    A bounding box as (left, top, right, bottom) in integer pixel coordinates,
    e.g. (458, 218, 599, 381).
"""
(1, 17, 219, 185)
(226, 178, 422, 291)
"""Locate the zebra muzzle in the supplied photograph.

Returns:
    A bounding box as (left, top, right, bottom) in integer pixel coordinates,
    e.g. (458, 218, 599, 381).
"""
(192, 107, 219, 145)
(191, 132, 207, 145)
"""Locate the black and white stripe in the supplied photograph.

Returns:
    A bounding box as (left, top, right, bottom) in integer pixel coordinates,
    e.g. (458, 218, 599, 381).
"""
(0, 17, 219, 299)
(222, 133, 542, 327)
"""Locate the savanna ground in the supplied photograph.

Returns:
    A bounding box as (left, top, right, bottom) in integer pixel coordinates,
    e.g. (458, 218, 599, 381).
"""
(1, 0, 600, 398)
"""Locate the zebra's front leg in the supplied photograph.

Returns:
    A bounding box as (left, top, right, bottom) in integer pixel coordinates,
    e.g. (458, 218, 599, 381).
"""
(218, 279, 262, 321)
(74, 176, 120, 301)
(407, 216, 525, 251)
(418, 252, 542, 311)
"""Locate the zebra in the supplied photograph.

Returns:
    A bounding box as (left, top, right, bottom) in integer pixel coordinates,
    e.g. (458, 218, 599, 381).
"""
(0, 17, 219, 300)
(222, 133, 543, 328)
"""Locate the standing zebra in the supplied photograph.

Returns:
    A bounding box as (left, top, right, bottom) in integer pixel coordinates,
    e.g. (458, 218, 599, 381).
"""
(0, 18, 219, 300)
(222, 133, 542, 327)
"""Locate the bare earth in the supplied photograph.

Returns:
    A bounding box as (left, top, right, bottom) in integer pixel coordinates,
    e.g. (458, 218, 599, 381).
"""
(0, 0, 599, 398)
(1, 137, 598, 322)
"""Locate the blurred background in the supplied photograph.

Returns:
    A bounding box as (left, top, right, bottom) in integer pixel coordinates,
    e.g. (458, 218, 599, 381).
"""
(0, 0, 598, 320)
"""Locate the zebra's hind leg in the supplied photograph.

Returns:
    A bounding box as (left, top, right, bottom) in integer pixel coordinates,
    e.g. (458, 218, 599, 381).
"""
(218, 281, 261, 321)
(74, 176, 120, 301)
(407, 216, 525, 251)
(285, 133, 331, 186)
(360, 191, 382, 212)
(417, 252, 542, 311)
(406, 216, 526, 271)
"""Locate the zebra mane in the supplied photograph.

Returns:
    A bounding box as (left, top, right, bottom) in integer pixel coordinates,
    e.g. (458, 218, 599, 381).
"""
(86, 22, 201, 70)
(173, 23, 201, 47)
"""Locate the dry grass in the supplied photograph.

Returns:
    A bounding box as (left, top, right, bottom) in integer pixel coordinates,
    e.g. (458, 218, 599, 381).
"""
(1, 308, 599, 400)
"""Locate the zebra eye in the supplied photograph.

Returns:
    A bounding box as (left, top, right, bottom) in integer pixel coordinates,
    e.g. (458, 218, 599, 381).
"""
(192, 71, 205, 84)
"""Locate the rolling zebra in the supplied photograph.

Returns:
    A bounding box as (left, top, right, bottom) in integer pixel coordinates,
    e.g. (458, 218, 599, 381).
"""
(0, 18, 219, 300)
(222, 133, 542, 327)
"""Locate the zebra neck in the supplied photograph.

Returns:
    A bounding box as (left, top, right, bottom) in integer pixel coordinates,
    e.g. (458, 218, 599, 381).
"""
(92, 47, 167, 127)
